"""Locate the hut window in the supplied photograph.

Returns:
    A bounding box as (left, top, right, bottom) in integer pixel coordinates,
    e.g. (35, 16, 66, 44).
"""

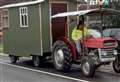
(2, 9, 9, 28)
(19, 7, 28, 27)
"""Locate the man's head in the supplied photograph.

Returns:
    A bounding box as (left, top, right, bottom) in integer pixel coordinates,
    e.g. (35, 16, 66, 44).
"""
(77, 20, 84, 30)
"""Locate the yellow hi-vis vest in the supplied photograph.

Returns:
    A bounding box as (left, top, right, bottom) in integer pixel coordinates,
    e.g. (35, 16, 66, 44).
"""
(71, 27, 90, 41)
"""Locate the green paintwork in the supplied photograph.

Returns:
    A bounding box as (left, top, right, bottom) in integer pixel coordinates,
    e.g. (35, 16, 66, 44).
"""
(3, 4, 42, 56)
(41, 0, 51, 53)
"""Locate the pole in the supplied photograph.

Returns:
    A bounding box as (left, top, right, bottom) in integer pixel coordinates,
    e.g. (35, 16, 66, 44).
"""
(81, 15, 86, 56)
(86, 0, 90, 25)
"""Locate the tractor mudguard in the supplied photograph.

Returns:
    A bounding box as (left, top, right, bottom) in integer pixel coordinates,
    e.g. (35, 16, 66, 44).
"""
(58, 36, 77, 60)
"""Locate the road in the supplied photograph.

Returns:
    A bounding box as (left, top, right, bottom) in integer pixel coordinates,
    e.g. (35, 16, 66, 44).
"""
(0, 55, 120, 82)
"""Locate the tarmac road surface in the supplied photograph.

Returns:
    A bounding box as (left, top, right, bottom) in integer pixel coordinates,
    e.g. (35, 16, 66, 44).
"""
(0, 54, 120, 82)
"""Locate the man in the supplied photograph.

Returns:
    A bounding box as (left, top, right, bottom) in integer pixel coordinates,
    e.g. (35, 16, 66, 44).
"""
(71, 20, 90, 54)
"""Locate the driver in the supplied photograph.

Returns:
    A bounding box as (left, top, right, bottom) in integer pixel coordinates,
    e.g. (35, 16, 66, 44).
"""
(71, 20, 91, 55)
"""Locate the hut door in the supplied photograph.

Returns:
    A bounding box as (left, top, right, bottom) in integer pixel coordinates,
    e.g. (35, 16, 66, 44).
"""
(51, 3, 67, 43)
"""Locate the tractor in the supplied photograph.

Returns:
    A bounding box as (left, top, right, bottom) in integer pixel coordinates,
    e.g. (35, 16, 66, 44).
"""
(52, 8, 119, 77)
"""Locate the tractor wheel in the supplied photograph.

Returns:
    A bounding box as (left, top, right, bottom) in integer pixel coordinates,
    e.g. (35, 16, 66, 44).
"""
(113, 57, 120, 73)
(9, 55, 18, 64)
(52, 40, 72, 72)
(81, 57, 96, 77)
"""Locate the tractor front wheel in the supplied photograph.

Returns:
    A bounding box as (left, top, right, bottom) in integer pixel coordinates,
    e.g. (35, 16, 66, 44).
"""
(81, 57, 96, 77)
(113, 57, 120, 73)
(52, 40, 72, 72)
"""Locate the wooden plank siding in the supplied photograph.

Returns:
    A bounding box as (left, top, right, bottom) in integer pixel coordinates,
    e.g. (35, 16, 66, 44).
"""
(1, 0, 87, 56)
(3, 4, 42, 56)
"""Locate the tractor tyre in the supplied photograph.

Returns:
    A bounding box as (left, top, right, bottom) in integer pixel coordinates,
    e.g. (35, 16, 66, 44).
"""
(52, 40, 72, 72)
(113, 57, 120, 73)
(9, 55, 18, 64)
(81, 57, 96, 77)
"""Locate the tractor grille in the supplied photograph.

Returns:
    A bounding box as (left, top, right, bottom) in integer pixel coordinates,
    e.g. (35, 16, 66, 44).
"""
(104, 40, 116, 46)
(100, 48, 116, 58)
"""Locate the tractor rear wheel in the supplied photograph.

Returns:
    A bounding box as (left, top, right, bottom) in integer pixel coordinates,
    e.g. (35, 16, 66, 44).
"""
(113, 57, 120, 73)
(52, 40, 72, 72)
(81, 57, 96, 77)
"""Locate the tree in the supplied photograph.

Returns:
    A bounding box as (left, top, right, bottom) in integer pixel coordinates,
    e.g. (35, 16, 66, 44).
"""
(109, 0, 120, 27)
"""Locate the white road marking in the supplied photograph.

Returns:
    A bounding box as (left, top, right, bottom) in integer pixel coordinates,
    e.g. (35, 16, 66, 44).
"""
(0, 53, 8, 56)
(0, 60, 90, 82)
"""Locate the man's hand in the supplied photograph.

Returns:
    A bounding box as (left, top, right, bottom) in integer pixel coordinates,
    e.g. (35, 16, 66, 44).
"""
(83, 35, 93, 40)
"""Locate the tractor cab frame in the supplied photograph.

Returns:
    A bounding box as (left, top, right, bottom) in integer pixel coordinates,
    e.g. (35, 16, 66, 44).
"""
(52, 8, 120, 77)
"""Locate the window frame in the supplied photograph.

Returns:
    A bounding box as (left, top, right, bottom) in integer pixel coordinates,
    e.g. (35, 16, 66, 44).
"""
(19, 7, 28, 28)
(2, 9, 9, 28)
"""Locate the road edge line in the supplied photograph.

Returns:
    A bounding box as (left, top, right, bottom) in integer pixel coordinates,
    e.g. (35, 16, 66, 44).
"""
(0, 61, 90, 82)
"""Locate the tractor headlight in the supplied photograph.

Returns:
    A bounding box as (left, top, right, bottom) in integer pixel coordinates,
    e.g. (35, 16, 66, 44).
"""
(101, 50, 107, 56)
(114, 50, 117, 55)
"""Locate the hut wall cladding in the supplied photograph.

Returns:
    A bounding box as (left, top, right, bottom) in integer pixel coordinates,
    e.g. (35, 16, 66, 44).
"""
(3, 4, 42, 56)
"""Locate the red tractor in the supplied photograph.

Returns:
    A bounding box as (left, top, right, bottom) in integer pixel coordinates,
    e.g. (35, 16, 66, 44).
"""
(52, 8, 119, 77)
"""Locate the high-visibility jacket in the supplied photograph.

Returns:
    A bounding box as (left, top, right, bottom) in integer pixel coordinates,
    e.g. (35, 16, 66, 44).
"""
(71, 27, 90, 41)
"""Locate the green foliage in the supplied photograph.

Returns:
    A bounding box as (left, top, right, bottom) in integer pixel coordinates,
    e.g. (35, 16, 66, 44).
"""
(106, 0, 120, 28)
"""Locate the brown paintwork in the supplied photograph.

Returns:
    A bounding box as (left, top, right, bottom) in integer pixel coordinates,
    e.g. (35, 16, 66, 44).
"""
(51, 3, 67, 43)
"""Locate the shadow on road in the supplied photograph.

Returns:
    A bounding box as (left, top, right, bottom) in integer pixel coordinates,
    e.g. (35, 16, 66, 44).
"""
(9, 58, 120, 82)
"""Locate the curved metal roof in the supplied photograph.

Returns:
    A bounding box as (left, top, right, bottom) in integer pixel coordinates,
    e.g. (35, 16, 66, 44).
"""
(0, 0, 44, 9)
(52, 8, 120, 18)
